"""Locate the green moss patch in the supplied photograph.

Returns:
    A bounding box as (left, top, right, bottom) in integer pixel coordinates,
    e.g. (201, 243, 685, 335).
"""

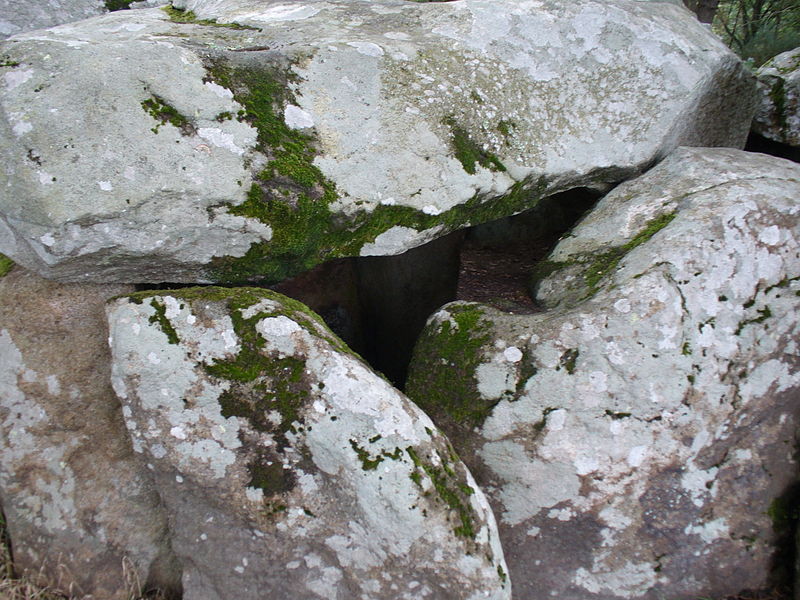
(349, 440, 403, 471)
(0, 255, 13, 278)
(406, 445, 477, 539)
(557, 348, 579, 374)
(406, 304, 496, 431)
(141, 95, 195, 135)
(530, 211, 677, 300)
(769, 78, 788, 134)
(162, 6, 260, 30)
(735, 305, 772, 335)
(445, 117, 506, 175)
(147, 299, 180, 344)
(203, 59, 343, 283)
(104, 0, 135, 10)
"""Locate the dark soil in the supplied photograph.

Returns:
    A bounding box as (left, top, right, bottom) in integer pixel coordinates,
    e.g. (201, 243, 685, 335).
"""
(456, 238, 549, 313)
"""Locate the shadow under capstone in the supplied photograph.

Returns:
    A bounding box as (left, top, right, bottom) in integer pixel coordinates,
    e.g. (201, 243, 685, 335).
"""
(356, 230, 465, 389)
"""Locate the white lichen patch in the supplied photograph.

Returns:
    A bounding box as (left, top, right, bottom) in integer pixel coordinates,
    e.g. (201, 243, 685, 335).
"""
(3, 69, 33, 91)
(108, 297, 242, 481)
(197, 127, 246, 156)
(573, 561, 659, 599)
(359, 226, 420, 256)
(256, 316, 304, 357)
(684, 517, 729, 544)
(284, 105, 315, 130)
(0, 330, 79, 533)
(347, 41, 384, 57)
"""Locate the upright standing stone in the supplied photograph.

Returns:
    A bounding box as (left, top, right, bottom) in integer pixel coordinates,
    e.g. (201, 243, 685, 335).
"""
(0, 266, 179, 599)
(108, 287, 510, 600)
(753, 47, 800, 147)
(407, 148, 800, 600)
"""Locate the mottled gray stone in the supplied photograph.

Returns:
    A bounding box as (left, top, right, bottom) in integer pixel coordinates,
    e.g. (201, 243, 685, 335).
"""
(0, 0, 754, 283)
(753, 47, 800, 147)
(0, 0, 105, 40)
(0, 266, 179, 599)
(0, 0, 168, 39)
(107, 287, 509, 600)
(407, 148, 800, 599)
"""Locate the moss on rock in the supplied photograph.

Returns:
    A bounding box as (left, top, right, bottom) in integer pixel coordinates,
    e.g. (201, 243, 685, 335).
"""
(530, 211, 677, 301)
(141, 94, 196, 135)
(162, 6, 259, 30)
(201, 56, 550, 284)
(406, 303, 497, 432)
(0, 254, 14, 278)
(406, 444, 477, 539)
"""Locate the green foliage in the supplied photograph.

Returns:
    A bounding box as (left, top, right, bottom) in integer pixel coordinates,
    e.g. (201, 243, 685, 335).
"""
(713, 0, 800, 65)
(739, 28, 800, 66)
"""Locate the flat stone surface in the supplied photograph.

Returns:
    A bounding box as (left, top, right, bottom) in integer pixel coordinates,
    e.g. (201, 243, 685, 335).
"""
(406, 148, 800, 600)
(0, 0, 755, 283)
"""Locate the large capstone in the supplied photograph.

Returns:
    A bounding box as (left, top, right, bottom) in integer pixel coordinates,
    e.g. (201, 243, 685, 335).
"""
(406, 147, 800, 600)
(0, 0, 755, 283)
(0, 266, 179, 598)
(107, 287, 510, 600)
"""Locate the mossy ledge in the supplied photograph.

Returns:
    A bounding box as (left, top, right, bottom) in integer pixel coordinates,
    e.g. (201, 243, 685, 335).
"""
(162, 6, 260, 30)
(406, 303, 496, 432)
(530, 211, 677, 300)
(202, 55, 550, 284)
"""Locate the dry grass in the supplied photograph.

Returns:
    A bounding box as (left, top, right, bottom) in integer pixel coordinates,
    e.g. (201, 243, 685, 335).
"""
(0, 512, 791, 600)
(0, 518, 65, 600)
(0, 515, 166, 600)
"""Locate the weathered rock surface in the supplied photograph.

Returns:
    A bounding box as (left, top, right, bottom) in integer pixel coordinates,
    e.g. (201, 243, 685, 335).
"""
(753, 47, 800, 147)
(0, 0, 754, 283)
(0, 266, 179, 598)
(406, 148, 800, 599)
(0, 0, 105, 40)
(0, 0, 169, 40)
(107, 287, 509, 600)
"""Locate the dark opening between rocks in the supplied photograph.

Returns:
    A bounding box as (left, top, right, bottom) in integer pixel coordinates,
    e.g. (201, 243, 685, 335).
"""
(137, 187, 600, 390)
(745, 132, 800, 163)
(327, 186, 599, 389)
